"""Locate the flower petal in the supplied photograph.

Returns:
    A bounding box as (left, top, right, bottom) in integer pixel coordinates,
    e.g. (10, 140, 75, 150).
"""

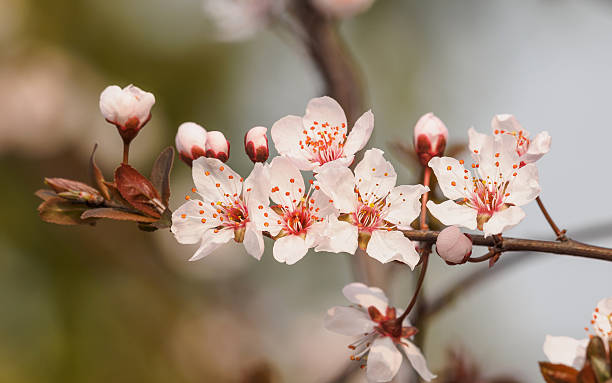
(315, 217, 358, 254)
(399, 341, 437, 381)
(268, 156, 306, 209)
(354, 148, 397, 204)
(302, 96, 347, 137)
(324, 306, 376, 336)
(426, 200, 477, 230)
(243, 162, 270, 207)
(385, 185, 429, 230)
(315, 166, 357, 213)
(482, 205, 525, 237)
(343, 110, 374, 156)
(251, 204, 283, 237)
(543, 335, 588, 370)
(243, 221, 264, 260)
(505, 163, 540, 207)
(366, 337, 403, 382)
(594, 297, 612, 341)
(342, 282, 388, 313)
(428, 156, 472, 200)
(171, 199, 219, 244)
(273, 234, 309, 265)
(271, 115, 302, 156)
(366, 230, 420, 269)
(522, 131, 551, 164)
(192, 157, 242, 203)
(189, 228, 234, 261)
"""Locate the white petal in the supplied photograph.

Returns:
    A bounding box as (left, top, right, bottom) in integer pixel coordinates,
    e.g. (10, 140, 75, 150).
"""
(354, 148, 397, 204)
(189, 228, 234, 261)
(482, 205, 525, 237)
(366, 230, 420, 269)
(310, 189, 338, 219)
(522, 131, 551, 164)
(315, 166, 357, 213)
(468, 127, 493, 159)
(543, 335, 588, 370)
(250, 204, 283, 237)
(313, 156, 355, 172)
(399, 341, 437, 381)
(342, 282, 388, 313)
(426, 200, 477, 230)
(491, 114, 522, 134)
(324, 306, 376, 336)
(271, 115, 302, 156)
(243, 162, 270, 206)
(594, 297, 612, 340)
(273, 235, 309, 265)
(505, 163, 540, 206)
(316, 217, 358, 254)
(192, 157, 242, 203)
(366, 337, 403, 382)
(302, 96, 347, 138)
(428, 156, 472, 200)
(175, 122, 207, 157)
(385, 185, 429, 230)
(171, 199, 219, 244)
(243, 222, 264, 260)
(343, 110, 374, 156)
(268, 156, 306, 209)
(99, 85, 123, 123)
(476, 133, 520, 181)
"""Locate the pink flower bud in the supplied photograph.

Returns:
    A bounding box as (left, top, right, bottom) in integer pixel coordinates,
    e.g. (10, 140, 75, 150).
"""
(244, 126, 269, 163)
(413, 112, 448, 166)
(175, 122, 208, 166)
(205, 131, 230, 162)
(99, 84, 155, 145)
(436, 226, 472, 265)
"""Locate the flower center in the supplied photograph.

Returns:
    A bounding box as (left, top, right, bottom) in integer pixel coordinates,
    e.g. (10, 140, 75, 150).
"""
(354, 204, 383, 231)
(495, 128, 530, 157)
(299, 120, 347, 164)
(216, 199, 249, 230)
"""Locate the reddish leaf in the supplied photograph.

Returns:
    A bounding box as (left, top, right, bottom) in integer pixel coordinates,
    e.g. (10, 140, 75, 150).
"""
(45, 177, 99, 195)
(539, 362, 579, 383)
(38, 197, 96, 226)
(150, 146, 174, 207)
(35, 189, 57, 201)
(115, 164, 162, 218)
(577, 363, 597, 383)
(81, 208, 158, 223)
(89, 143, 110, 200)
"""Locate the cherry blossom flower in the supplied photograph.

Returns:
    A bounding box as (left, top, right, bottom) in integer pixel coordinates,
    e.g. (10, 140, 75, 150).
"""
(470, 114, 551, 167)
(244, 126, 269, 163)
(312, 0, 376, 18)
(427, 133, 541, 237)
(171, 158, 270, 261)
(413, 112, 448, 166)
(175, 122, 208, 166)
(205, 131, 230, 162)
(271, 96, 374, 171)
(314, 148, 428, 268)
(325, 283, 436, 382)
(99, 84, 155, 144)
(543, 297, 612, 369)
(250, 156, 336, 265)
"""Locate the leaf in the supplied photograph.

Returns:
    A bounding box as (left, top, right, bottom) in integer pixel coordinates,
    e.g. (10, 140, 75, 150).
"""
(114, 164, 162, 218)
(150, 146, 174, 207)
(81, 208, 158, 223)
(45, 177, 99, 195)
(587, 336, 611, 382)
(539, 362, 579, 383)
(151, 208, 172, 229)
(577, 363, 597, 383)
(35, 189, 57, 201)
(38, 197, 96, 226)
(89, 143, 110, 200)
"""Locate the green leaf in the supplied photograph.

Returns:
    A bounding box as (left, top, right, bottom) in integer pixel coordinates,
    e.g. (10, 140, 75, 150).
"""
(89, 143, 111, 200)
(38, 197, 96, 226)
(150, 146, 174, 207)
(539, 362, 579, 383)
(80, 208, 158, 223)
(115, 164, 163, 219)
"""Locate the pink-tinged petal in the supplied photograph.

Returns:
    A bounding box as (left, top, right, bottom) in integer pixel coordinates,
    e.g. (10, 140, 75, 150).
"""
(367, 230, 420, 269)
(315, 165, 357, 213)
(315, 217, 358, 254)
(482, 205, 525, 237)
(428, 156, 471, 201)
(354, 149, 397, 203)
(171, 199, 220, 244)
(273, 234, 309, 265)
(399, 341, 437, 381)
(251, 205, 283, 236)
(192, 157, 242, 202)
(310, 189, 338, 219)
(522, 131, 551, 164)
(426, 200, 477, 230)
(543, 335, 588, 370)
(505, 163, 540, 206)
(366, 337, 403, 382)
(324, 306, 376, 336)
(313, 155, 354, 173)
(468, 127, 493, 160)
(175, 122, 207, 162)
(243, 162, 270, 207)
(189, 228, 234, 261)
(343, 110, 374, 156)
(491, 114, 522, 134)
(385, 185, 429, 230)
(342, 282, 388, 313)
(271, 115, 302, 156)
(304, 221, 328, 249)
(99, 85, 124, 123)
(243, 221, 264, 260)
(594, 297, 612, 341)
(476, 133, 519, 181)
(268, 156, 305, 209)
(303, 96, 347, 137)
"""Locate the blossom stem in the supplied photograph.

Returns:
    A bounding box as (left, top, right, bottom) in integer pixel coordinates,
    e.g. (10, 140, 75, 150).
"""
(397, 249, 430, 324)
(467, 249, 498, 263)
(535, 196, 567, 241)
(419, 167, 431, 230)
(122, 142, 130, 164)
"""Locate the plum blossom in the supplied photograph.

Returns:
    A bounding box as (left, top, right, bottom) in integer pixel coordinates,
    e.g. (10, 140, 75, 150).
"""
(325, 283, 436, 382)
(171, 157, 269, 261)
(413, 112, 448, 166)
(435, 225, 472, 265)
(271, 96, 374, 171)
(205, 131, 230, 162)
(543, 297, 612, 369)
(312, 0, 376, 18)
(427, 133, 541, 237)
(244, 126, 269, 163)
(470, 114, 551, 167)
(315, 148, 427, 268)
(99, 84, 155, 144)
(250, 156, 336, 265)
(175, 122, 208, 166)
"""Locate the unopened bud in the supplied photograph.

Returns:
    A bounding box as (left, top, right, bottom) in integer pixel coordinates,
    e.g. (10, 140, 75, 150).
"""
(436, 226, 472, 265)
(99, 84, 155, 145)
(244, 126, 269, 163)
(413, 112, 448, 166)
(175, 122, 207, 166)
(205, 131, 230, 162)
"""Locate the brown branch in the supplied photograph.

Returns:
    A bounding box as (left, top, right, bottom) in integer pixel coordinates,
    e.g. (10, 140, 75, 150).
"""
(536, 196, 567, 241)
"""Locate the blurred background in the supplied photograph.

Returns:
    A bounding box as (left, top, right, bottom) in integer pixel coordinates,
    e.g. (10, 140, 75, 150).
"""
(2, 0, 612, 382)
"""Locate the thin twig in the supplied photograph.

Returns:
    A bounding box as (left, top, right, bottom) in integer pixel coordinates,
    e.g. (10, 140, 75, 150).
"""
(535, 196, 567, 241)
(397, 250, 430, 323)
(420, 167, 431, 230)
(467, 249, 498, 263)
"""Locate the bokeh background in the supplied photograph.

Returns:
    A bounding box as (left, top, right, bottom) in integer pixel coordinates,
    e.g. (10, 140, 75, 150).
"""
(2, 0, 612, 382)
